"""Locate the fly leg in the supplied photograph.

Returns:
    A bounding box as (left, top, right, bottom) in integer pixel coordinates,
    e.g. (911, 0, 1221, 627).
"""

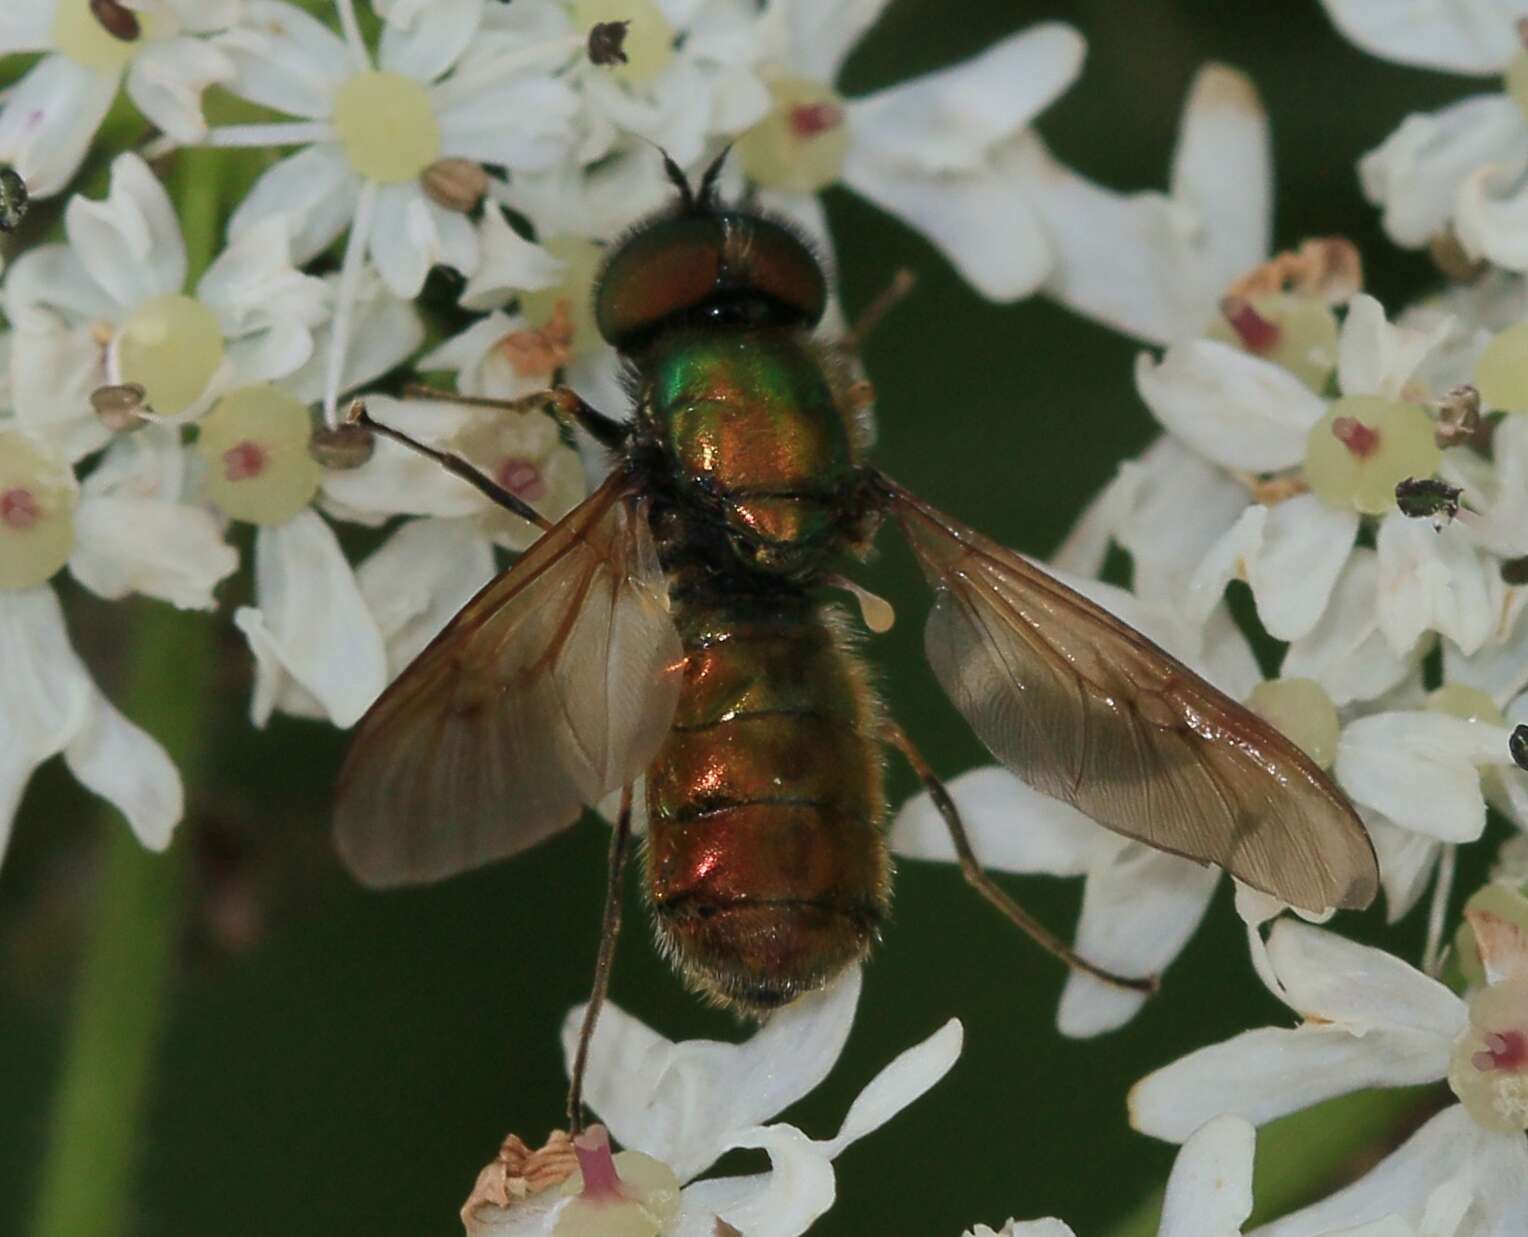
(883, 725, 1158, 995)
(568, 784, 635, 1134)
(402, 383, 630, 449)
(346, 401, 556, 530)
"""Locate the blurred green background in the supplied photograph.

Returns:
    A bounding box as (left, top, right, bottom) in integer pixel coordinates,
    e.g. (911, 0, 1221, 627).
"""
(0, 2, 1502, 1234)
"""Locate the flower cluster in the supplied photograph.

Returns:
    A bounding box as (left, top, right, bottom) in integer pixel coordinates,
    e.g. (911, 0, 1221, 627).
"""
(0, 0, 1095, 864)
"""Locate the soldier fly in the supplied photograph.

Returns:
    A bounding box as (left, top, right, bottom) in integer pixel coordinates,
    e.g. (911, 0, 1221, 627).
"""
(334, 153, 1378, 1128)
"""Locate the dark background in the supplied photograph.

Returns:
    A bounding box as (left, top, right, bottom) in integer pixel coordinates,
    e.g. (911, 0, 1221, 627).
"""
(0, 2, 1495, 1234)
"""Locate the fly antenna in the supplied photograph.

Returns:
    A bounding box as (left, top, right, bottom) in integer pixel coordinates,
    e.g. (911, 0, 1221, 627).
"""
(695, 145, 732, 210)
(658, 147, 696, 212)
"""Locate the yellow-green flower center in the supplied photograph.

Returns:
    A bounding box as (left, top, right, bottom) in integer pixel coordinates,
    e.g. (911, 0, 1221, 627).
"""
(1208, 293, 1338, 392)
(53, 0, 169, 72)
(1448, 977, 1528, 1132)
(519, 236, 604, 358)
(1474, 321, 1528, 413)
(554, 1147, 680, 1237)
(117, 293, 226, 417)
(1246, 677, 1339, 768)
(0, 433, 76, 589)
(1303, 394, 1441, 516)
(332, 70, 443, 183)
(1428, 684, 1506, 727)
(197, 385, 321, 526)
(574, 0, 675, 86)
(736, 75, 850, 194)
(1505, 52, 1528, 125)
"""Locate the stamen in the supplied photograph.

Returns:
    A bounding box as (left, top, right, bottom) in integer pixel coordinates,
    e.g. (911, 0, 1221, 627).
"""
(1220, 295, 1280, 353)
(91, 0, 140, 42)
(222, 441, 266, 482)
(1332, 415, 1379, 458)
(323, 180, 379, 427)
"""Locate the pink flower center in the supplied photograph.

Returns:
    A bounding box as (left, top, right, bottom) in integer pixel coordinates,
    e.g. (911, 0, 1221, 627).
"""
(497, 457, 546, 503)
(0, 487, 40, 531)
(1332, 415, 1380, 459)
(573, 1125, 630, 1205)
(223, 440, 267, 482)
(1473, 1029, 1528, 1073)
(789, 101, 844, 139)
(1221, 296, 1280, 354)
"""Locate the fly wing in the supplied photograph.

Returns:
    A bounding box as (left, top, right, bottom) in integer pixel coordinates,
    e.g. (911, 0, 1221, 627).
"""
(883, 478, 1378, 914)
(334, 472, 684, 887)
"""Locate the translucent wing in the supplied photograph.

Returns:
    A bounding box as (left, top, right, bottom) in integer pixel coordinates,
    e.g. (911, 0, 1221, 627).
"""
(884, 478, 1377, 913)
(335, 472, 683, 887)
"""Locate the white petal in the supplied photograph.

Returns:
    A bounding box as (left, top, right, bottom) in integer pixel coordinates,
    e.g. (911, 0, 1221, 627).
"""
(815, 1017, 962, 1158)
(213, 0, 350, 119)
(1187, 504, 1266, 626)
(1253, 1107, 1480, 1237)
(1128, 1024, 1449, 1142)
(378, 0, 481, 82)
(228, 146, 360, 267)
(1362, 95, 1528, 249)
(1136, 340, 1327, 471)
(1444, 591, 1528, 708)
(1283, 547, 1415, 706)
(1337, 294, 1451, 401)
(1169, 64, 1272, 300)
(0, 587, 93, 767)
(841, 139, 1053, 300)
(1057, 847, 1220, 1038)
(69, 495, 237, 609)
(1454, 153, 1528, 270)
(436, 75, 579, 173)
(1026, 149, 1192, 346)
(124, 36, 233, 143)
(890, 765, 1125, 876)
(1375, 512, 1500, 657)
(284, 271, 425, 403)
(63, 693, 183, 852)
(1366, 813, 1443, 923)
(198, 215, 330, 344)
(561, 967, 861, 1182)
(1335, 711, 1508, 842)
(65, 153, 185, 309)
(773, 0, 892, 83)
(1265, 920, 1465, 1039)
(1157, 1114, 1255, 1237)
(1245, 495, 1359, 642)
(844, 25, 1084, 172)
(0, 1, 52, 53)
(4, 241, 119, 325)
(676, 1126, 834, 1237)
(0, 55, 118, 199)
(357, 517, 496, 676)
(1468, 1124, 1528, 1237)
(1317, 0, 1526, 72)
(232, 513, 389, 728)
(460, 209, 565, 311)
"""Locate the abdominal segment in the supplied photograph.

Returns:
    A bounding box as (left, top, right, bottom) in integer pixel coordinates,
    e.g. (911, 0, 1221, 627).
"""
(644, 600, 890, 1013)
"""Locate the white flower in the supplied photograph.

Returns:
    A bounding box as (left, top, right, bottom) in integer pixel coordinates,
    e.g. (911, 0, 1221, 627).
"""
(734, 9, 1084, 300)
(890, 569, 1260, 1037)
(4, 152, 328, 452)
(203, 0, 579, 419)
(1315, 0, 1528, 268)
(469, 0, 774, 169)
(465, 967, 963, 1237)
(1130, 918, 1528, 1236)
(1025, 63, 1273, 345)
(0, 586, 183, 867)
(0, 0, 238, 197)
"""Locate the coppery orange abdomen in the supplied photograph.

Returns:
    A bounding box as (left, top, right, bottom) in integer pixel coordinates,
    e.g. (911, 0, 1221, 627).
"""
(644, 596, 889, 1012)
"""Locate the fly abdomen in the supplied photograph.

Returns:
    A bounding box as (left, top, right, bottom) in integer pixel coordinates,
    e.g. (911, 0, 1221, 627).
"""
(644, 599, 890, 1013)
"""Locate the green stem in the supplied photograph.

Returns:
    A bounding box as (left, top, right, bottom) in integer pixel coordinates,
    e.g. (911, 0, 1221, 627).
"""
(28, 604, 216, 1237)
(1104, 1085, 1434, 1237)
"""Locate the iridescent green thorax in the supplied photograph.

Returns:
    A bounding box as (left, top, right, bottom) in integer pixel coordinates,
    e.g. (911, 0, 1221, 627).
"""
(642, 328, 853, 574)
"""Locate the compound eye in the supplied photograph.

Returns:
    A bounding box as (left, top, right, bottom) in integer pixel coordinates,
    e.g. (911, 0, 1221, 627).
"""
(730, 217, 826, 328)
(596, 218, 722, 347)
